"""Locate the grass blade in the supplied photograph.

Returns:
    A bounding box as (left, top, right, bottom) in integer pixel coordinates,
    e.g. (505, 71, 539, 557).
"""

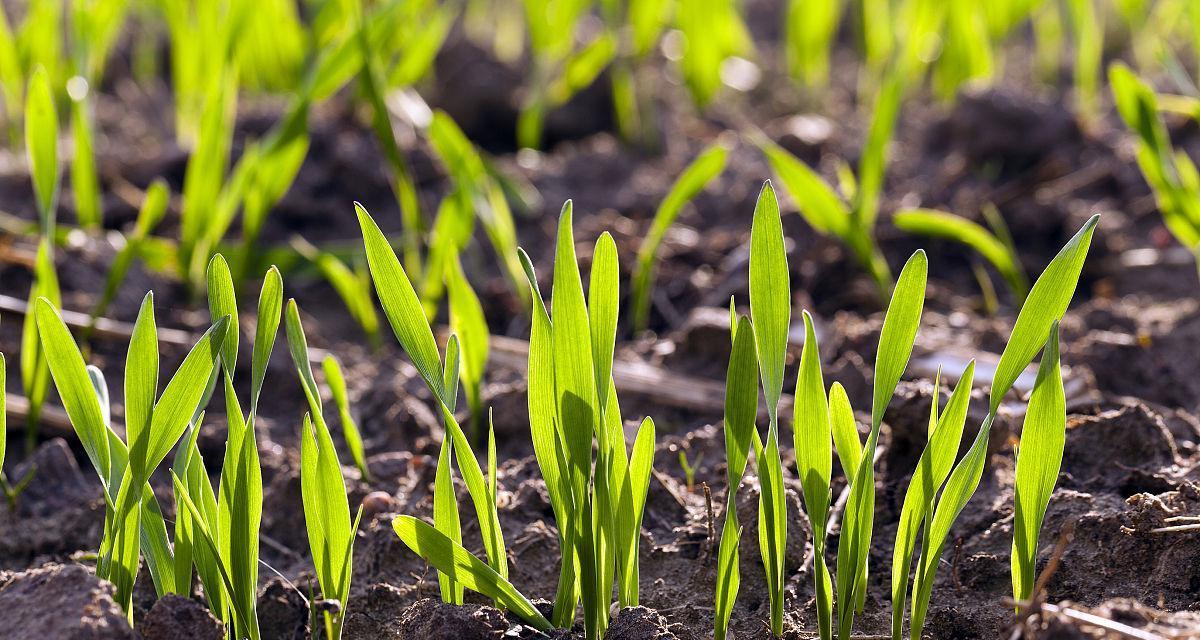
(518, 248, 577, 626)
(616, 417, 655, 606)
(829, 383, 862, 481)
(393, 515, 551, 630)
(724, 315, 759, 488)
(22, 239, 60, 448)
(761, 142, 850, 237)
(123, 293, 158, 477)
(589, 233, 619, 427)
(794, 310, 833, 640)
(35, 298, 110, 481)
(713, 512, 742, 640)
(69, 85, 101, 229)
(631, 143, 729, 330)
(838, 250, 926, 639)
(870, 251, 927, 430)
(446, 253, 489, 438)
(26, 66, 59, 233)
(136, 316, 229, 476)
(300, 411, 353, 639)
(323, 355, 369, 481)
(357, 202, 445, 397)
(434, 435, 464, 604)
(251, 266, 284, 411)
(172, 471, 254, 633)
(548, 201, 601, 636)
(89, 180, 169, 330)
(990, 215, 1097, 412)
(890, 361, 975, 639)
(756, 429, 787, 637)
(207, 254, 239, 381)
(893, 209, 1029, 301)
(1012, 323, 1065, 602)
(749, 181, 789, 420)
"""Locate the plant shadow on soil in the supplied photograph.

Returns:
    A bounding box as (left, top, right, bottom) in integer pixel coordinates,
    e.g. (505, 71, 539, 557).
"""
(4, 8, 1200, 640)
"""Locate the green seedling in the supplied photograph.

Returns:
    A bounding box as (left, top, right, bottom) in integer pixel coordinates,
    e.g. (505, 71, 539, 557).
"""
(760, 76, 903, 296)
(1032, 0, 1065, 84)
(323, 355, 369, 482)
(835, 248, 928, 640)
(732, 177, 1097, 639)
(372, 0, 455, 89)
(355, 13, 423, 279)
(70, 0, 131, 88)
(24, 72, 62, 213)
(747, 181, 790, 637)
(793, 308, 835, 640)
(234, 0, 306, 92)
(1110, 63, 1200, 278)
(675, 0, 752, 107)
(713, 308, 758, 640)
(21, 67, 61, 451)
(889, 366, 974, 640)
(290, 234, 382, 348)
(356, 202, 510, 592)
(167, 256, 281, 639)
(350, 0, 457, 274)
(37, 294, 228, 616)
(929, 1, 994, 102)
(518, 0, 615, 148)
(1066, 0, 1103, 121)
(602, 0, 670, 147)
(631, 142, 729, 332)
(392, 516, 551, 628)
(161, 0, 252, 148)
(1011, 324, 1066, 605)
(426, 111, 526, 306)
(285, 300, 364, 640)
(446, 253, 490, 441)
(68, 77, 101, 230)
(419, 189, 474, 318)
(87, 180, 170, 341)
(785, 0, 841, 87)
(22, 238, 60, 452)
(518, 202, 656, 636)
(893, 205, 1029, 304)
(175, 3, 392, 293)
(177, 71, 236, 289)
(678, 450, 702, 493)
(893, 216, 1098, 639)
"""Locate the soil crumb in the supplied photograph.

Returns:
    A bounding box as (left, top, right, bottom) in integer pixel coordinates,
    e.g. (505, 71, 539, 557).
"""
(0, 563, 135, 640)
(138, 594, 224, 640)
(392, 597, 511, 639)
(256, 576, 310, 640)
(605, 607, 679, 640)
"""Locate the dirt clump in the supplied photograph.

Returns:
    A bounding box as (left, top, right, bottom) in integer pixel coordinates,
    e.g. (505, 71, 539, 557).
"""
(0, 563, 135, 640)
(138, 594, 225, 640)
(389, 597, 513, 639)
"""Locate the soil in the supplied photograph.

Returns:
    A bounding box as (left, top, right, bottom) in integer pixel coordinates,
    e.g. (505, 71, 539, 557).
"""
(2, 4, 1200, 640)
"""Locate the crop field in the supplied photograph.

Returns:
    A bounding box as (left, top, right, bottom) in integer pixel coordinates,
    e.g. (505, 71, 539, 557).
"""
(1, 0, 1200, 639)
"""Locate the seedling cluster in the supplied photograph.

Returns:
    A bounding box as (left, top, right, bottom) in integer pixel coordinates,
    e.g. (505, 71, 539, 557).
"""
(2, 0, 1188, 638)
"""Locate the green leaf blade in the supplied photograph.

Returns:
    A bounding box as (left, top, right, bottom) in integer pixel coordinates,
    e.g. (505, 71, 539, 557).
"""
(990, 215, 1097, 411)
(393, 515, 551, 630)
(1011, 324, 1066, 602)
(748, 181, 790, 420)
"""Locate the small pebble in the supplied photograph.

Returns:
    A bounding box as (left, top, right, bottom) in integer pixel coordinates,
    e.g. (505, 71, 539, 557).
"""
(361, 491, 397, 518)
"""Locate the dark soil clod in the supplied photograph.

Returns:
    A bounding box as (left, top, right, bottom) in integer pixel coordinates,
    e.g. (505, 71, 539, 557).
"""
(0, 563, 135, 640)
(138, 594, 225, 640)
